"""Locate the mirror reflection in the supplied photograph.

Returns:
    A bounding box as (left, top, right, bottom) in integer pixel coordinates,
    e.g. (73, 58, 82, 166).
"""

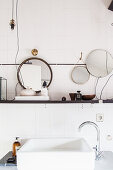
(86, 49, 113, 78)
(71, 66, 90, 84)
(17, 57, 53, 91)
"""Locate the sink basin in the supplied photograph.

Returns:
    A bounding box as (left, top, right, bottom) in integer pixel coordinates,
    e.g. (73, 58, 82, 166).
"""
(17, 138, 95, 170)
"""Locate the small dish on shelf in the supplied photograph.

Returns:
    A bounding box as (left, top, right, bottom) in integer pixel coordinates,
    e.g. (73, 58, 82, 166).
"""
(82, 94, 95, 100)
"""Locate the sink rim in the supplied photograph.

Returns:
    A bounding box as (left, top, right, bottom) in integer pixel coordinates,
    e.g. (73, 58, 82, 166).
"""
(18, 137, 94, 153)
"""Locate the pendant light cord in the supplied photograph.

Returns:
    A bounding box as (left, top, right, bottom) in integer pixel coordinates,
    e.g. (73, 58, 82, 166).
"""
(15, 0, 19, 69)
(12, 0, 14, 19)
(100, 74, 113, 100)
(14, 0, 24, 98)
(15, 0, 24, 85)
(99, 51, 113, 100)
(95, 77, 100, 100)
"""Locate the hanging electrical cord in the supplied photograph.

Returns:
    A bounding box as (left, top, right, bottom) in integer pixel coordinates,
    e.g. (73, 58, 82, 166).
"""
(11, 82, 19, 101)
(106, 51, 108, 75)
(12, 0, 25, 99)
(15, 0, 24, 85)
(10, 0, 15, 30)
(99, 50, 112, 100)
(95, 77, 100, 100)
(14, 0, 20, 97)
(15, 82, 19, 96)
(100, 73, 113, 100)
(15, 0, 19, 68)
(12, 0, 14, 19)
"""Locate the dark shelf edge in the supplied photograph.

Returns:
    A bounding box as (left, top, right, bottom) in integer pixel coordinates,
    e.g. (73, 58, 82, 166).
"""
(0, 100, 98, 104)
(103, 100, 113, 103)
(0, 100, 112, 104)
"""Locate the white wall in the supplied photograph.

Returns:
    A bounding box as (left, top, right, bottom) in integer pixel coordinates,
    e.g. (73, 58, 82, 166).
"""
(0, 0, 113, 100)
(0, 103, 113, 159)
(0, 0, 113, 159)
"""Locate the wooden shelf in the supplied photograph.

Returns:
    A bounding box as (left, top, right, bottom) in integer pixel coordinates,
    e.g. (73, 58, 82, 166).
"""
(0, 100, 98, 104)
(103, 100, 113, 103)
(0, 100, 112, 104)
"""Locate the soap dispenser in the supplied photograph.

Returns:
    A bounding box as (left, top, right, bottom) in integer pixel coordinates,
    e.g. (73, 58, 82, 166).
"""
(12, 137, 21, 157)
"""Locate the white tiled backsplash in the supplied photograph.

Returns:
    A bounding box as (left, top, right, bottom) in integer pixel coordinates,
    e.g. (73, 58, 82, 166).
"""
(0, 103, 113, 159)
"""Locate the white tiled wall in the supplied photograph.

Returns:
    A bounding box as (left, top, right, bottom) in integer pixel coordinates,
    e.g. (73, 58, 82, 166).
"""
(0, 0, 113, 160)
(0, 0, 113, 100)
(0, 103, 113, 159)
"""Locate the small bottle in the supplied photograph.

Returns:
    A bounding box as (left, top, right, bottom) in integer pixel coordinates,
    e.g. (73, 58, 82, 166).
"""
(76, 91, 82, 100)
(12, 137, 21, 157)
(41, 81, 48, 96)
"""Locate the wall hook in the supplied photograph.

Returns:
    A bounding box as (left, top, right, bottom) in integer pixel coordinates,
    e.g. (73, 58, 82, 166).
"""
(31, 49, 38, 56)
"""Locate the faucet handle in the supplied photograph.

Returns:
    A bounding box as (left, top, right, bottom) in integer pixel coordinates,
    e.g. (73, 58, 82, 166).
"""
(93, 145, 97, 151)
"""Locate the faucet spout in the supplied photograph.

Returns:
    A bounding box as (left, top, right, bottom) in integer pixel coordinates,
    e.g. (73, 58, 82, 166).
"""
(78, 121, 101, 160)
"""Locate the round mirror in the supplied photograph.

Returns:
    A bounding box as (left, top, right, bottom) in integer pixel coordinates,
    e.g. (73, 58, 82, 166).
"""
(71, 66, 90, 84)
(86, 49, 113, 78)
(17, 57, 53, 91)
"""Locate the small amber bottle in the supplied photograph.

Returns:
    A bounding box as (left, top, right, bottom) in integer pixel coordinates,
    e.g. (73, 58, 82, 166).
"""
(12, 137, 21, 157)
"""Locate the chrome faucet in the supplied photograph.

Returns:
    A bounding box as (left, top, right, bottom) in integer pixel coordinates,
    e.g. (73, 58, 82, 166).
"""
(78, 121, 102, 160)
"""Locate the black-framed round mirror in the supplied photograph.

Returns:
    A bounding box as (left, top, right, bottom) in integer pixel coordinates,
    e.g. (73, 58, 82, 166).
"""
(17, 57, 53, 92)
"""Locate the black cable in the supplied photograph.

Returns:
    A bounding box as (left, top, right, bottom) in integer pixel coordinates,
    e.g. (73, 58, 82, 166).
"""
(100, 74, 113, 100)
(95, 77, 100, 100)
(15, 0, 24, 88)
(106, 51, 108, 76)
(99, 51, 112, 100)
(15, 0, 19, 69)
(12, 0, 14, 19)
(8, 82, 19, 101)
(15, 82, 19, 96)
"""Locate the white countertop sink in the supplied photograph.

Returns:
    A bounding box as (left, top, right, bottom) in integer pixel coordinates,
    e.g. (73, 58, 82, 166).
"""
(17, 138, 95, 170)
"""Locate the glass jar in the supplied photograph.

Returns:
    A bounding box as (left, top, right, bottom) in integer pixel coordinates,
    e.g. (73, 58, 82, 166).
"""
(0, 77, 7, 100)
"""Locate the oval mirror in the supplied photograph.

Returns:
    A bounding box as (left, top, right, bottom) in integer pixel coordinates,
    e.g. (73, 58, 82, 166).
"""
(17, 57, 53, 91)
(86, 49, 113, 78)
(71, 66, 90, 84)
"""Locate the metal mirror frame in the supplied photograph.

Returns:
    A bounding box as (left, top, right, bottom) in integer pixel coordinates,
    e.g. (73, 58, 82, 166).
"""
(86, 49, 113, 78)
(71, 65, 90, 84)
(17, 57, 53, 91)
